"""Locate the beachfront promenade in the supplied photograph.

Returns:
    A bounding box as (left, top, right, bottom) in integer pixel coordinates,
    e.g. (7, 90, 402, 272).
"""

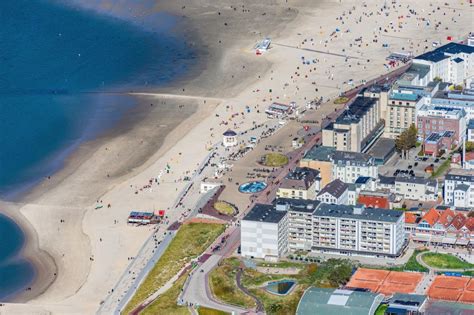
(96, 119, 283, 314)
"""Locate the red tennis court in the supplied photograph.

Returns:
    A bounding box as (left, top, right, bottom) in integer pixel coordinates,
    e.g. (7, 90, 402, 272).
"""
(346, 268, 389, 292)
(378, 271, 423, 295)
(428, 276, 470, 302)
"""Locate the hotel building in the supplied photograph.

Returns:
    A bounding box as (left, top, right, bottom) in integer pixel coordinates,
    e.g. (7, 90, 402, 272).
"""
(322, 96, 383, 152)
(444, 169, 474, 208)
(276, 167, 321, 200)
(312, 204, 405, 257)
(331, 151, 378, 184)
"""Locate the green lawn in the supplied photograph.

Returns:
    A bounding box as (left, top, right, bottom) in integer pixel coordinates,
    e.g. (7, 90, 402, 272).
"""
(197, 307, 230, 315)
(421, 253, 474, 270)
(364, 250, 429, 273)
(431, 159, 451, 178)
(213, 201, 235, 215)
(140, 271, 189, 315)
(123, 223, 225, 314)
(333, 96, 349, 104)
(375, 304, 388, 315)
(262, 153, 289, 167)
(209, 257, 256, 309)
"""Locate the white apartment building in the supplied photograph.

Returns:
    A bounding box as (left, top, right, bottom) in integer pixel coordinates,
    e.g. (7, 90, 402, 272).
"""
(331, 151, 378, 184)
(444, 169, 474, 208)
(412, 42, 474, 85)
(312, 204, 405, 257)
(316, 179, 349, 205)
(395, 176, 439, 202)
(241, 204, 288, 259)
(281, 199, 320, 252)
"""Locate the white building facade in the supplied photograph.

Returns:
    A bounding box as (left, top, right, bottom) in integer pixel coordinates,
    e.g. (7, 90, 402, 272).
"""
(331, 151, 378, 184)
(240, 204, 288, 259)
(312, 204, 405, 257)
(444, 169, 474, 208)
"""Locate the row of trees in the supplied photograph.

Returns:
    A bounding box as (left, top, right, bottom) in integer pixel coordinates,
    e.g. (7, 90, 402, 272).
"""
(395, 124, 418, 159)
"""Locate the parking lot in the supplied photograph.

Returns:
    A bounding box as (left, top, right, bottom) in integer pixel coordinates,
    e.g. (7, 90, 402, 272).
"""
(379, 146, 449, 179)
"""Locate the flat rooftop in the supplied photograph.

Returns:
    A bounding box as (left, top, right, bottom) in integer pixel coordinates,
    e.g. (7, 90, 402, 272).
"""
(314, 204, 403, 223)
(302, 145, 335, 162)
(367, 138, 395, 160)
(415, 42, 474, 63)
(335, 97, 377, 124)
(242, 204, 287, 224)
(274, 198, 320, 213)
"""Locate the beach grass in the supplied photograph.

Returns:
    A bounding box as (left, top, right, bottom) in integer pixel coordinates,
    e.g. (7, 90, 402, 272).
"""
(421, 253, 474, 270)
(209, 257, 256, 309)
(262, 153, 289, 167)
(197, 306, 230, 315)
(249, 284, 307, 315)
(213, 201, 235, 215)
(123, 223, 225, 314)
(140, 271, 189, 315)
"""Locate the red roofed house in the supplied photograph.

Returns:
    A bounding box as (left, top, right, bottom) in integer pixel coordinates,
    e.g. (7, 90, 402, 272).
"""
(433, 208, 455, 233)
(447, 213, 467, 234)
(417, 208, 440, 234)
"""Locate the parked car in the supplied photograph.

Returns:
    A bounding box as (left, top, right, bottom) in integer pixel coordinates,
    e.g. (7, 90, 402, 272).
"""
(414, 162, 418, 167)
(434, 158, 440, 163)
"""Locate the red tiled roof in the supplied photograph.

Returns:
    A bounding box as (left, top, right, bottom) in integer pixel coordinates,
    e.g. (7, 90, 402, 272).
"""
(449, 213, 467, 231)
(464, 217, 474, 232)
(422, 208, 440, 226)
(438, 209, 455, 227)
(405, 212, 418, 224)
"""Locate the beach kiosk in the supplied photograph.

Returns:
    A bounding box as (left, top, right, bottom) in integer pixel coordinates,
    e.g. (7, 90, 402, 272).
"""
(223, 129, 238, 147)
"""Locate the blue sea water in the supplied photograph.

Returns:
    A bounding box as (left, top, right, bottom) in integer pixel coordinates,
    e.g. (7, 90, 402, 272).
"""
(0, 0, 195, 300)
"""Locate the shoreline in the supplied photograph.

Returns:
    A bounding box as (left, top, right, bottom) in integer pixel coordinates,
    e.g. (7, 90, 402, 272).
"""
(2, 0, 472, 313)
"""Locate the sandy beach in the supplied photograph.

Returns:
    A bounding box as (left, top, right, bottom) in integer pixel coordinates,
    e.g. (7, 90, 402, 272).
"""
(1, 0, 472, 314)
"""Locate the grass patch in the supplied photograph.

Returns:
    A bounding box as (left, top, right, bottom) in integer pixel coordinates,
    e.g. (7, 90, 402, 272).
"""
(261, 153, 289, 167)
(213, 201, 235, 216)
(462, 270, 474, 276)
(334, 96, 349, 104)
(421, 253, 474, 270)
(209, 257, 256, 309)
(375, 304, 388, 315)
(365, 250, 429, 273)
(431, 159, 451, 178)
(242, 268, 294, 288)
(250, 284, 306, 315)
(307, 259, 353, 288)
(197, 307, 230, 315)
(140, 272, 189, 315)
(123, 223, 225, 314)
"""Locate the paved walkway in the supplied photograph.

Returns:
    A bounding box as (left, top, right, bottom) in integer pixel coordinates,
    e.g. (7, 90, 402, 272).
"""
(181, 255, 248, 314)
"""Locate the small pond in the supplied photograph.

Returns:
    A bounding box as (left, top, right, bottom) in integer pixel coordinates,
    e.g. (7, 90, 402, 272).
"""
(238, 181, 267, 194)
(265, 279, 296, 296)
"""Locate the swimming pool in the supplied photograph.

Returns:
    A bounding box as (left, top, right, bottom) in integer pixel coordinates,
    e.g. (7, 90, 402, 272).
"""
(238, 181, 267, 193)
(265, 279, 296, 295)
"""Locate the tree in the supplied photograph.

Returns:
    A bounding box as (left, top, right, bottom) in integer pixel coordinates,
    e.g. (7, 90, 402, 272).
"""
(395, 124, 418, 159)
(468, 211, 474, 218)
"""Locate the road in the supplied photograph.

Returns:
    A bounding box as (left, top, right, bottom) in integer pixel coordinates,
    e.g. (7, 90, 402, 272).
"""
(181, 255, 248, 314)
